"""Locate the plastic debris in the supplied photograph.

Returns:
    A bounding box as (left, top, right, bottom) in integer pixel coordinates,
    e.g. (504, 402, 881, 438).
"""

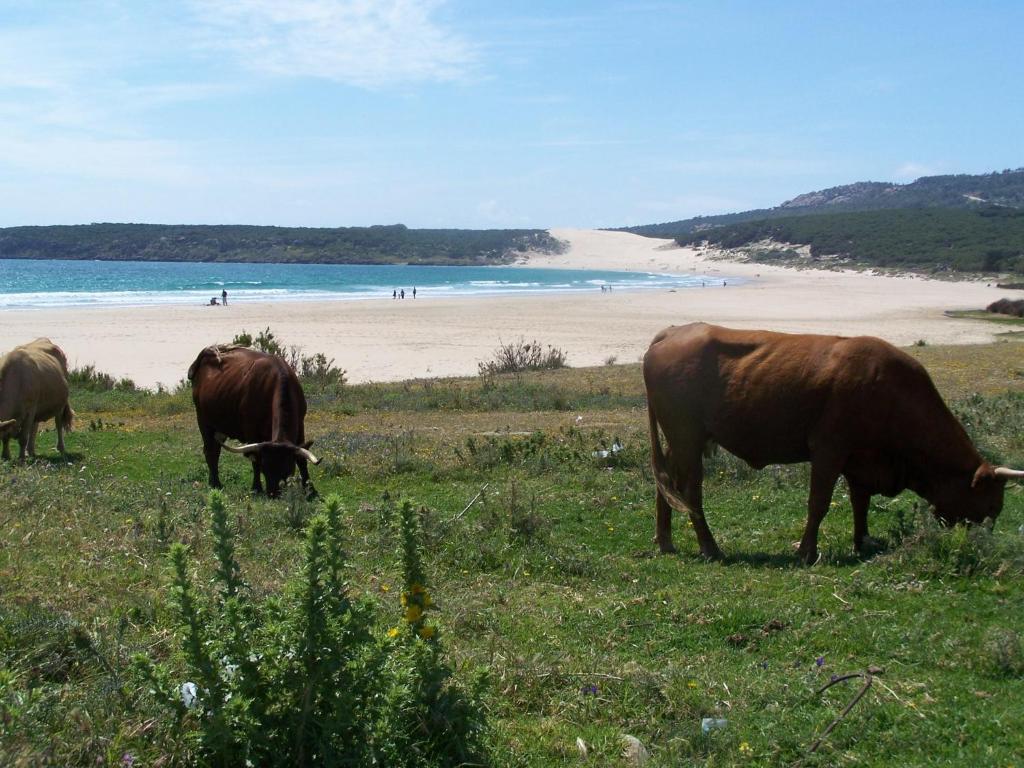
(701, 717, 728, 733)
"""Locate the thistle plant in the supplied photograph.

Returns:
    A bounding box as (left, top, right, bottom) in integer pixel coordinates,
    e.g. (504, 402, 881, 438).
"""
(398, 501, 436, 642)
(135, 492, 488, 767)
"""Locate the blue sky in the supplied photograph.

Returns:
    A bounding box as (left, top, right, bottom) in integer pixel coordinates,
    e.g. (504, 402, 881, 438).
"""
(1, 0, 1022, 228)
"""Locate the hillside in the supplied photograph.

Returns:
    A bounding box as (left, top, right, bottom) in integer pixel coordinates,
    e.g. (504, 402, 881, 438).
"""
(0, 223, 565, 265)
(622, 168, 1024, 238)
(676, 206, 1024, 275)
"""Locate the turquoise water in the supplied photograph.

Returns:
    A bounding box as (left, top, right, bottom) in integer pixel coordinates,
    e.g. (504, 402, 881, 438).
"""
(0, 259, 731, 309)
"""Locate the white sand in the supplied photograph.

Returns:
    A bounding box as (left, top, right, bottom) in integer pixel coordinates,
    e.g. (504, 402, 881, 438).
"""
(0, 228, 1014, 388)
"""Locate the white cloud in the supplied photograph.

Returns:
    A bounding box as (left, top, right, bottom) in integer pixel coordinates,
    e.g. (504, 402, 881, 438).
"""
(189, 0, 477, 87)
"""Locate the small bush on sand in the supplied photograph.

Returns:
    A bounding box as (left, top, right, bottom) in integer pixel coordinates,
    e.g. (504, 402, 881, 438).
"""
(67, 364, 139, 392)
(478, 338, 568, 376)
(232, 327, 347, 391)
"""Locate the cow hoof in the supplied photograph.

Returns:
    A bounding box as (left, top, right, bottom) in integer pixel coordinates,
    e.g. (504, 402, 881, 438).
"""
(855, 535, 884, 555)
(797, 548, 821, 566)
(656, 541, 677, 555)
(700, 547, 724, 561)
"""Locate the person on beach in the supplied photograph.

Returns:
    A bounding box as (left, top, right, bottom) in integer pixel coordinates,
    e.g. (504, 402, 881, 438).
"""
(209, 297, 219, 306)
(400, 289, 405, 299)
(221, 289, 228, 306)
(413, 287, 417, 299)
(393, 289, 397, 299)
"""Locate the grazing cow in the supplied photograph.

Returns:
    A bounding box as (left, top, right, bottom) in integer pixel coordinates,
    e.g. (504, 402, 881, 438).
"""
(0, 338, 74, 461)
(188, 345, 319, 496)
(644, 323, 1023, 563)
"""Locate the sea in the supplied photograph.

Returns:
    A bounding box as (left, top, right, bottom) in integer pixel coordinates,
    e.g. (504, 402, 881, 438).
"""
(0, 259, 732, 309)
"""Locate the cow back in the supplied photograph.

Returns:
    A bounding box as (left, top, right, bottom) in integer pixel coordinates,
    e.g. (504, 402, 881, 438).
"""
(0, 339, 71, 422)
(644, 323, 980, 475)
(189, 346, 307, 445)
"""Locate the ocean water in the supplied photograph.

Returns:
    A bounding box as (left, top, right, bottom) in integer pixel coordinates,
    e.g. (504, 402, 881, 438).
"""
(0, 259, 732, 309)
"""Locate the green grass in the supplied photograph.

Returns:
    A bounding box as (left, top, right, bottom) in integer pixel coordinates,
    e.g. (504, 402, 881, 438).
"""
(2, 349, 1024, 766)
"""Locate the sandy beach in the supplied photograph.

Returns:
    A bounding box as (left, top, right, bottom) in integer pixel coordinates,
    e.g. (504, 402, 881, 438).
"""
(0, 228, 1016, 389)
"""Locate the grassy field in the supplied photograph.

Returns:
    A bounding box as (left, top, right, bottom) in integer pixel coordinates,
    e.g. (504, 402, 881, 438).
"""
(2, 344, 1024, 766)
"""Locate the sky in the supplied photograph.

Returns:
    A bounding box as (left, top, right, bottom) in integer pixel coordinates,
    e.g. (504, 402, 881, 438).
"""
(1, 0, 1022, 229)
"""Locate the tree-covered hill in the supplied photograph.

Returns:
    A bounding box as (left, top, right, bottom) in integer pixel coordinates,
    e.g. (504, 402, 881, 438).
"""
(621, 168, 1024, 238)
(0, 223, 566, 265)
(675, 206, 1024, 274)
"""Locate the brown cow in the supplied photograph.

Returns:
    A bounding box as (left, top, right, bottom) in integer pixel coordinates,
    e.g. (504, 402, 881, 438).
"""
(0, 338, 74, 461)
(188, 345, 319, 496)
(644, 323, 1024, 563)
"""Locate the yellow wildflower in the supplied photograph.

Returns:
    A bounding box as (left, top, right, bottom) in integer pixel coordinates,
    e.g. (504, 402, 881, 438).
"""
(739, 742, 752, 755)
(423, 592, 433, 608)
(400, 593, 408, 607)
(387, 627, 400, 639)
(418, 625, 435, 640)
(380, 583, 391, 593)
(405, 605, 423, 623)
(687, 680, 698, 689)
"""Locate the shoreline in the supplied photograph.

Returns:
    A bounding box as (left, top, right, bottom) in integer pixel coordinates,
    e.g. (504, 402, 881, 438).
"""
(0, 228, 1014, 389)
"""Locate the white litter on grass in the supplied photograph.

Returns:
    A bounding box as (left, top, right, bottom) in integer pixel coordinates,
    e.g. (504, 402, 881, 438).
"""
(701, 717, 728, 733)
(181, 681, 198, 709)
(575, 737, 588, 758)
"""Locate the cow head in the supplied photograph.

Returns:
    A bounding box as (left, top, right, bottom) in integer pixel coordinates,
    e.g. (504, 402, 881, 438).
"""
(216, 433, 320, 496)
(931, 463, 1023, 528)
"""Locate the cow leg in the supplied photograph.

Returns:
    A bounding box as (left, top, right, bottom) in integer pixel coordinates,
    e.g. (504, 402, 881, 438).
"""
(200, 429, 223, 488)
(28, 422, 39, 458)
(1, 434, 8, 461)
(250, 457, 264, 494)
(655, 491, 676, 553)
(297, 457, 318, 499)
(849, 482, 872, 553)
(658, 446, 721, 560)
(797, 458, 842, 565)
(17, 412, 34, 461)
(682, 461, 722, 561)
(55, 416, 66, 456)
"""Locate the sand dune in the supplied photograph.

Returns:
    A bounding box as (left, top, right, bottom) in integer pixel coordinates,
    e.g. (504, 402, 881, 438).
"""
(0, 229, 1013, 388)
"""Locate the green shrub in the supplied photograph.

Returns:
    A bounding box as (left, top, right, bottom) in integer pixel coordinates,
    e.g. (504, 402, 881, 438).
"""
(67, 364, 139, 392)
(232, 327, 347, 392)
(478, 338, 568, 376)
(135, 491, 487, 766)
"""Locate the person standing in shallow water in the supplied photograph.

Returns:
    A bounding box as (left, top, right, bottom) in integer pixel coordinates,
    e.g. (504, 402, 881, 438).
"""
(413, 287, 417, 299)
(400, 289, 405, 299)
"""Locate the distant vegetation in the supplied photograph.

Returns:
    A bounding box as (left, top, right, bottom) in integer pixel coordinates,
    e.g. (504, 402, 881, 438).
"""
(620, 168, 1024, 238)
(676, 207, 1024, 275)
(0, 223, 566, 265)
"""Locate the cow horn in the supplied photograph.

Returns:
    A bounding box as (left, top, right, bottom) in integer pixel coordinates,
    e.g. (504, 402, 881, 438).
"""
(215, 432, 263, 456)
(0, 418, 16, 431)
(294, 445, 321, 465)
(994, 467, 1024, 479)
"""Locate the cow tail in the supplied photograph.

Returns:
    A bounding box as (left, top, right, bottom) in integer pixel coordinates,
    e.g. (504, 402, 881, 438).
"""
(647, 400, 690, 513)
(61, 402, 75, 432)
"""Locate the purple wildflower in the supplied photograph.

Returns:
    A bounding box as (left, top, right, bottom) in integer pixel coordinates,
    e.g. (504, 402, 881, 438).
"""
(815, 656, 825, 668)
(121, 754, 135, 768)
(581, 684, 599, 696)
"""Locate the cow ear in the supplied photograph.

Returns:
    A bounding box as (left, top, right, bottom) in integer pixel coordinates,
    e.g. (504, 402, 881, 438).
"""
(302, 440, 314, 449)
(971, 464, 997, 488)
